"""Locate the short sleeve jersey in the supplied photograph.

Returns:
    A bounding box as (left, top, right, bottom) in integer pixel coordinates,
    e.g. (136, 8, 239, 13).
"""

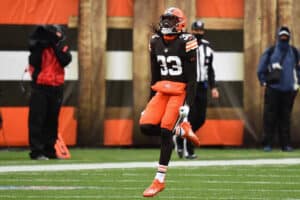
(149, 33, 198, 84)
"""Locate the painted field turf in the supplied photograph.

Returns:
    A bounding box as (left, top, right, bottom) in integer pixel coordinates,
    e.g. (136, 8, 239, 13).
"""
(0, 148, 299, 200)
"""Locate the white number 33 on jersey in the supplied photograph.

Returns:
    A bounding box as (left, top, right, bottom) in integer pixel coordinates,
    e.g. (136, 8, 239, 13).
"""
(157, 55, 183, 76)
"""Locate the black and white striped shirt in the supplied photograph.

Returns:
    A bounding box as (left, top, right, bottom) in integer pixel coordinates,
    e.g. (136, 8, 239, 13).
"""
(195, 39, 216, 88)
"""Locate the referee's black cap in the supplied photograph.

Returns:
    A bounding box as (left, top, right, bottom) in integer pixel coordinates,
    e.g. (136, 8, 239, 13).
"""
(191, 20, 205, 31)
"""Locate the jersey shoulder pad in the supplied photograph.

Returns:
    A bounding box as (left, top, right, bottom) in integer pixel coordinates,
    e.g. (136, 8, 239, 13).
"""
(180, 33, 198, 52)
(149, 34, 160, 51)
(151, 34, 160, 40)
(201, 39, 210, 45)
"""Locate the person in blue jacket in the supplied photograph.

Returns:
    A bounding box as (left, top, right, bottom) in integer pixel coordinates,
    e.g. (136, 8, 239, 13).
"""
(257, 26, 300, 152)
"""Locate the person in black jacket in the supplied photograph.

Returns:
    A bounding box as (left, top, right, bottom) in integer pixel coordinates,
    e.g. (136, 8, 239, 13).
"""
(174, 20, 219, 159)
(28, 25, 72, 160)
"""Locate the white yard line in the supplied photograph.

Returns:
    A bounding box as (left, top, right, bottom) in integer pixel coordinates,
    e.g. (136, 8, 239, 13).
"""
(0, 196, 285, 200)
(0, 195, 201, 199)
(0, 185, 299, 200)
(1, 186, 300, 192)
(0, 158, 300, 173)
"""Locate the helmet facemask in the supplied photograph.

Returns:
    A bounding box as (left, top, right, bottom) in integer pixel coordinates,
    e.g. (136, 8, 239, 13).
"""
(159, 14, 180, 35)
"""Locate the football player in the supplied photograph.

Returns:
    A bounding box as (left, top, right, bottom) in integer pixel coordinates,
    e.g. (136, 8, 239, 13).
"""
(140, 7, 200, 197)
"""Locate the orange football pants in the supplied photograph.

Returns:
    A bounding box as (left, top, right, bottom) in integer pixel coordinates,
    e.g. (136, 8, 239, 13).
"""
(139, 91, 186, 131)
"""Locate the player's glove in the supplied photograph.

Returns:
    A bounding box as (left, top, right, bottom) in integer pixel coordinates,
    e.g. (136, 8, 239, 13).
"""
(179, 105, 190, 118)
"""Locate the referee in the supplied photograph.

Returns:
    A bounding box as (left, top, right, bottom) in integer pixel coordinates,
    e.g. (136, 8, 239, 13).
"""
(174, 20, 219, 159)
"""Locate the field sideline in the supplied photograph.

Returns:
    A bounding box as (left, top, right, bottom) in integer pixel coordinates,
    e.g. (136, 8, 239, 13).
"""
(0, 148, 299, 200)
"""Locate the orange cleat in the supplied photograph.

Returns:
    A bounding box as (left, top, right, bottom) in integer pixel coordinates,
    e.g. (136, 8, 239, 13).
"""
(143, 179, 165, 197)
(180, 121, 201, 147)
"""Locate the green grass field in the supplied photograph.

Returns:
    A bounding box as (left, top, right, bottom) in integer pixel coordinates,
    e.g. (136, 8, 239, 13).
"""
(0, 148, 300, 200)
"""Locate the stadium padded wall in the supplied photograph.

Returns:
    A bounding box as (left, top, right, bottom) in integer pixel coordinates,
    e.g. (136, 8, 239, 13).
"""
(0, 0, 78, 146)
(104, 0, 134, 146)
(77, 0, 107, 146)
(3, 0, 299, 147)
(194, 0, 244, 146)
(0, 0, 245, 147)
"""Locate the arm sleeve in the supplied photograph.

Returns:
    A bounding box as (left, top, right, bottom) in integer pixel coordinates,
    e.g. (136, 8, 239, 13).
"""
(207, 46, 216, 88)
(150, 51, 160, 99)
(149, 38, 161, 99)
(183, 49, 197, 107)
(257, 48, 271, 86)
(29, 44, 43, 68)
(52, 42, 72, 67)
